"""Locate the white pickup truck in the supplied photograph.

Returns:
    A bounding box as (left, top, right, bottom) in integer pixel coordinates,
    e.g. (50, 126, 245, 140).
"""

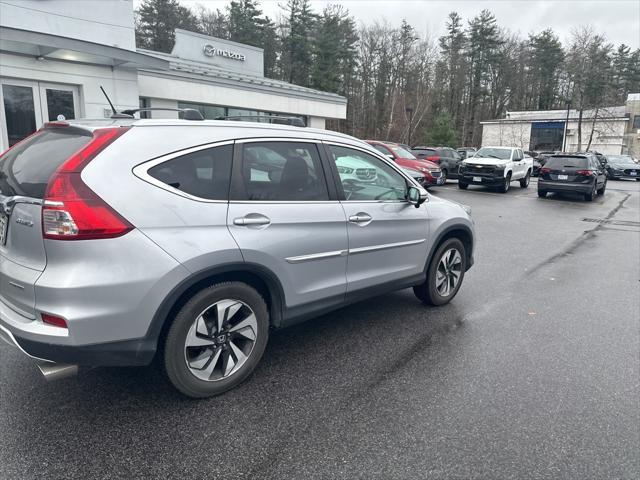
(458, 146, 534, 193)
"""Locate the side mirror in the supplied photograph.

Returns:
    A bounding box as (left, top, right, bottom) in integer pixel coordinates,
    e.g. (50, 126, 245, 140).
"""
(407, 186, 428, 208)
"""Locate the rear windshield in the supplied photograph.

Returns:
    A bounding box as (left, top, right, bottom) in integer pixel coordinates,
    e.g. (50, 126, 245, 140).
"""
(545, 156, 588, 169)
(0, 128, 92, 198)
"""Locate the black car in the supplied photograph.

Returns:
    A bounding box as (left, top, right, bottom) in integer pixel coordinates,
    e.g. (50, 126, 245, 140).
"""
(411, 146, 463, 181)
(538, 153, 607, 201)
(531, 156, 548, 177)
(605, 155, 640, 181)
(457, 147, 477, 159)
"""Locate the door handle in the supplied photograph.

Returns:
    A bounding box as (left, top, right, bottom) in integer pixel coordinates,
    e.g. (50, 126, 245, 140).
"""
(233, 214, 271, 226)
(348, 213, 372, 224)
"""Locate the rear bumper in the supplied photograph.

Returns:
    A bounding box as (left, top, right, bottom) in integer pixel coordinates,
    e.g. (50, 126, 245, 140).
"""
(538, 180, 593, 193)
(14, 333, 155, 366)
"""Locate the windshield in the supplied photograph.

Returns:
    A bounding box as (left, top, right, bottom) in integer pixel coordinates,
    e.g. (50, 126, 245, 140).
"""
(545, 156, 588, 169)
(474, 148, 512, 160)
(0, 128, 92, 198)
(607, 155, 634, 166)
(390, 145, 417, 159)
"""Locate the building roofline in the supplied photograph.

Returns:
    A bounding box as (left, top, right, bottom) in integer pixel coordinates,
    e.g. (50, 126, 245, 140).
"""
(0, 26, 168, 69)
(481, 116, 629, 125)
(137, 48, 347, 105)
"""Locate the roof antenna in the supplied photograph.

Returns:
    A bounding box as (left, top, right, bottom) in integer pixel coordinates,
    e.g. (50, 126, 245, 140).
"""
(100, 86, 132, 118)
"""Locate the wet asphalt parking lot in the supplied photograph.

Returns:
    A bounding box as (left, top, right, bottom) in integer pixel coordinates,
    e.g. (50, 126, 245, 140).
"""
(1, 177, 639, 479)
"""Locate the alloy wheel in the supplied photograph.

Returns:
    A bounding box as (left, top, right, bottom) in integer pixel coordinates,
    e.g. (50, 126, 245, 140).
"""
(184, 299, 258, 382)
(435, 248, 463, 297)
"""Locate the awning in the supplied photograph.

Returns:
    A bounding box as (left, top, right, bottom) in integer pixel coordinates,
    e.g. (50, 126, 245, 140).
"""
(0, 26, 169, 69)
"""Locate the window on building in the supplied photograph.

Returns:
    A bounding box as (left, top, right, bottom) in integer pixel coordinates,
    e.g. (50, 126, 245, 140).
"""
(148, 144, 233, 200)
(176, 101, 306, 125)
(138, 97, 151, 119)
(633, 115, 640, 130)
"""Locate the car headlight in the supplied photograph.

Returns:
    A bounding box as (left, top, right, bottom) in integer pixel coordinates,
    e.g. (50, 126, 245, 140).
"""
(337, 166, 353, 174)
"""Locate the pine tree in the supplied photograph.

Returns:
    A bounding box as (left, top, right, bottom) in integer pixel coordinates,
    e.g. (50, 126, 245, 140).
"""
(135, 0, 200, 52)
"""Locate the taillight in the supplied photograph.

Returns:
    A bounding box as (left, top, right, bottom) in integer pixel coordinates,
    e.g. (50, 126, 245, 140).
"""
(42, 127, 133, 240)
(576, 169, 595, 176)
(41, 313, 68, 329)
(540, 167, 551, 174)
(426, 156, 440, 162)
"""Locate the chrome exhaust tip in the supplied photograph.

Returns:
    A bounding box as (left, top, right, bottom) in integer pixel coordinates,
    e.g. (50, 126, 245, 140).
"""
(37, 362, 79, 381)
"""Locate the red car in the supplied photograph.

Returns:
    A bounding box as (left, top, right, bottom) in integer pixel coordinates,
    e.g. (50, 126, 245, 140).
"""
(366, 140, 444, 187)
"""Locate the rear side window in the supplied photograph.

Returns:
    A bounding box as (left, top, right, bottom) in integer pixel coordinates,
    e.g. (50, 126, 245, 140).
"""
(238, 142, 328, 201)
(0, 128, 92, 198)
(148, 144, 232, 200)
(545, 156, 588, 169)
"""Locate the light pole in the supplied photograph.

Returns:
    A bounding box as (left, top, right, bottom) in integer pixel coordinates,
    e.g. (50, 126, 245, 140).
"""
(406, 107, 414, 147)
(562, 99, 571, 152)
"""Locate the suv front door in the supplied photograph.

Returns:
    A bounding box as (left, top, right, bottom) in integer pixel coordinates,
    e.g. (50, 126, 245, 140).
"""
(324, 143, 429, 295)
(228, 140, 348, 318)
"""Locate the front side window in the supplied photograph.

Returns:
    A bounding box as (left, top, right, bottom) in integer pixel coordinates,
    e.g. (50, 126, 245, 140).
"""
(328, 145, 408, 201)
(148, 144, 233, 200)
(239, 142, 328, 201)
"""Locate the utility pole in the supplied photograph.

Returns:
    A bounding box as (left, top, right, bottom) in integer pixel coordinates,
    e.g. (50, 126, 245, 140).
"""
(406, 107, 414, 146)
(562, 100, 571, 152)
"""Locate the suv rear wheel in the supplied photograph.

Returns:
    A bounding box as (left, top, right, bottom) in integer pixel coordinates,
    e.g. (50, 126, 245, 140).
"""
(164, 282, 269, 398)
(584, 182, 596, 202)
(414, 238, 467, 306)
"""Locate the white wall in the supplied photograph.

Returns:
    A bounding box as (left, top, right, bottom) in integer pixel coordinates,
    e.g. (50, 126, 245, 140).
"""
(481, 123, 532, 148)
(0, 0, 136, 50)
(0, 53, 139, 150)
(481, 119, 627, 154)
(138, 73, 347, 120)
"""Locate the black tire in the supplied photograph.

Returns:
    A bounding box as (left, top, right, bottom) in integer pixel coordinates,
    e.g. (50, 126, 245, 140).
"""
(584, 182, 596, 202)
(538, 190, 546, 198)
(597, 180, 606, 195)
(441, 169, 448, 183)
(519, 170, 531, 188)
(414, 238, 466, 306)
(164, 282, 269, 398)
(498, 174, 511, 193)
(458, 181, 468, 190)
(636, 178, 640, 182)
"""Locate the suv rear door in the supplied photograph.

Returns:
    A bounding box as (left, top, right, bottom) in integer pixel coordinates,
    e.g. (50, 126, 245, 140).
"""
(324, 143, 428, 294)
(227, 140, 348, 318)
(0, 126, 93, 318)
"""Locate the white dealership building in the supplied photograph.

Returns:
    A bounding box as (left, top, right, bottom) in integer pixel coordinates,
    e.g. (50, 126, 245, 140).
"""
(480, 94, 640, 156)
(0, 0, 347, 151)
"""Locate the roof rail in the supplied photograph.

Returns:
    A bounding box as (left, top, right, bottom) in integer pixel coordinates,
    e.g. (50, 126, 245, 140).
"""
(215, 115, 306, 127)
(116, 108, 204, 121)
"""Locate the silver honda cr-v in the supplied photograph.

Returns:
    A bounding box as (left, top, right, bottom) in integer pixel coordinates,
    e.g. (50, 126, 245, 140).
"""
(0, 118, 474, 397)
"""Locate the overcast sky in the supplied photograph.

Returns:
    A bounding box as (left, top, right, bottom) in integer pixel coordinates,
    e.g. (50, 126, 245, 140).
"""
(172, 0, 640, 48)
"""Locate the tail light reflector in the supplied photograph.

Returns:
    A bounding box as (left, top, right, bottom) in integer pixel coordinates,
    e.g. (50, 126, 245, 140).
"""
(41, 313, 68, 329)
(540, 167, 551, 174)
(42, 127, 133, 240)
(576, 170, 595, 176)
(426, 156, 440, 162)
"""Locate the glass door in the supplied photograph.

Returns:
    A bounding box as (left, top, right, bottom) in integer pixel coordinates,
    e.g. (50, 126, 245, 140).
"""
(38, 83, 80, 122)
(0, 80, 80, 151)
(0, 79, 43, 149)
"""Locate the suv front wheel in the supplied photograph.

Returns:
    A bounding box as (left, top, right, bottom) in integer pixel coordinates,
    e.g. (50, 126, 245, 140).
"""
(414, 238, 467, 306)
(164, 282, 269, 398)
